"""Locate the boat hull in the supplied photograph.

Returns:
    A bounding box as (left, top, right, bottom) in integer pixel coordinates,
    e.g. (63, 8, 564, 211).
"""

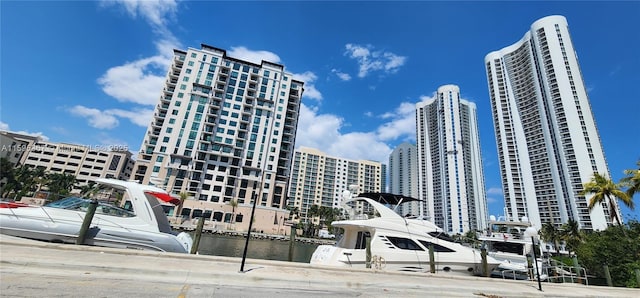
(0, 206, 191, 253)
(311, 244, 499, 276)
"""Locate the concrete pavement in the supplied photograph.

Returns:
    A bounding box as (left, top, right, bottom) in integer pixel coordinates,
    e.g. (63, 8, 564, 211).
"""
(1, 234, 639, 297)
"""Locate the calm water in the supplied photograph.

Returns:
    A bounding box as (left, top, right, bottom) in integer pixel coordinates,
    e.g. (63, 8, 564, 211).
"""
(194, 233, 320, 263)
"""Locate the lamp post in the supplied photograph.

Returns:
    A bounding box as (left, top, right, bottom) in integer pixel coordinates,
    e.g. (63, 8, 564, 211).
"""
(524, 227, 542, 291)
(240, 191, 258, 272)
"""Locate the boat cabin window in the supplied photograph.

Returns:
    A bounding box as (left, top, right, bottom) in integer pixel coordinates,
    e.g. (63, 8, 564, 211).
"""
(355, 231, 370, 249)
(386, 236, 423, 251)
(46, 197, 134, 218)
(491, 241, 523, 255)
(418, 240, 455, 253)
(428, 232, 455, 242)
(123, 201, 133, 212)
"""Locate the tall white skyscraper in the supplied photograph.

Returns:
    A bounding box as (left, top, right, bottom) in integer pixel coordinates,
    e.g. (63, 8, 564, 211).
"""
(484, 15, 614, 231)
(389, 142, 419, 217)
(132, 44, 304, 211)
(416, 85, 488, 234)
(288, 147, 383, 223)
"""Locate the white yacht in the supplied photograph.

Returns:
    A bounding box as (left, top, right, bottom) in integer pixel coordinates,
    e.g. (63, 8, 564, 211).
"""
(478, 216, 545, 280)
(310, 192, 501, 276)
(0, 178, 192, 253)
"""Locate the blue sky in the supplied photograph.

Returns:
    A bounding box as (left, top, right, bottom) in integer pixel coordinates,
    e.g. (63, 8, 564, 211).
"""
(1, 1, 639, 221)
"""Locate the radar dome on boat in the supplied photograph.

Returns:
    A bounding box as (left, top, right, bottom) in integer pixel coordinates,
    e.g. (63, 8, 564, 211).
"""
(489, 215, 496, 221)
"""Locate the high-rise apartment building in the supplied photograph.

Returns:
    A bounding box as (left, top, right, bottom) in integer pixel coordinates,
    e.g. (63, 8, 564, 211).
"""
(388, 142, 419, 217)
(132, 44, 304, 211)
(416, 85, 488, 234)
(484, 15, 613, 231)
(288, 147, 383, 223)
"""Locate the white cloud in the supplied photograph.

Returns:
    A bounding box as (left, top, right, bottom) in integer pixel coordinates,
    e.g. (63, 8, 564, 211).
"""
(0, 121, 9, 131)
(66, 0, 183, 133)
(69, 106, 120, 129)
(69, 105, 153, 129)
(486, 187, 504, 195)
(97, 56, 168, 105)
(107, 108, 155, 127)
(344, 43, 407, 78)
(100, 0, 179, 29)
(295, 98, 425, 164)
(376, 102, 418, 142)
(331, 68, 352, 81)
(228, 46, 282, 65)
(295, 103, 392, 163)
(292, 71, 322, 101)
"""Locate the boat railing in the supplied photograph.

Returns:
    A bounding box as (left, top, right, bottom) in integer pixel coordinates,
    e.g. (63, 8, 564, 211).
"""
(544, 263, 589, 285)
(499, 263, 589, 285)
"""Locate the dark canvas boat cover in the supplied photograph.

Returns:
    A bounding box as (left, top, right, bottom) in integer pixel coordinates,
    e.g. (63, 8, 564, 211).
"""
(357, 193, 421, 205)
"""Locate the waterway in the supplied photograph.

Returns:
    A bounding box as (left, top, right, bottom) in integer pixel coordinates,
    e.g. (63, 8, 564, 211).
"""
(194, 234, 320, 263)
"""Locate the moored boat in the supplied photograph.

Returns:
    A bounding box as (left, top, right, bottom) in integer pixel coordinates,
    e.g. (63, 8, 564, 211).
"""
(310, 192, 501, 276)
(0, 178, 192, 253)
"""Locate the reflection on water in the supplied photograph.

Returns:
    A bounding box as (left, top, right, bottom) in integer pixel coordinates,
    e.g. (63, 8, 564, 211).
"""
(195, 234, 320, 263)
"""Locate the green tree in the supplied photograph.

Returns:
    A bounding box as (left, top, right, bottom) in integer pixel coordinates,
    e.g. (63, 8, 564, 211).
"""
(540, 222, 561, 254)
(286, 205, 300, 220)
(621, 160, 640, 200)
(5, 165, 42, 199)
(561, 219, 583, 254)
(575, 220, 640, 287)
(228, 198, 238, 224)
(306, 204, 320, 237)
(46, 172, 77, 200)
(79, 181, 97, 196)
(308, 204, 320, 222)
(581, 173, 632, 226)
(0, 157, 17, 197)
(175, 192, 188, 218)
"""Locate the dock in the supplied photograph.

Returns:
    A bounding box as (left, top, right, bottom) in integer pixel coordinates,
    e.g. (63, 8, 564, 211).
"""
(1, 234, 638, 297)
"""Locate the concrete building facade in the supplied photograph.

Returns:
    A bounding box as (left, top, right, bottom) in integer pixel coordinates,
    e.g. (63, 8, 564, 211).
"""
(288, 147, 383, 223)
(131, 44, 303, 232)
(416, 84, 488, 234)
(388, 142, 419, 217)
(0, 131, 134, 194)
(484, 15, 613, 231)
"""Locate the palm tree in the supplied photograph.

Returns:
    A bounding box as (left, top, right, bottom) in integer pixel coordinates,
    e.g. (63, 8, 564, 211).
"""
(286, 206, 300, 221)
(0, 157, 17, 197)
(540, 222, 561, 254)
(7, 165, 40, 199)
(561, 219, 582, 254)
(620, 160, 640, 200)
(228, 199, 238, 225)
(46, 172, 77, 200)
(79, 181, 97, 196)
(308, 204, 320, 222)
(581, 172, 633, 226)
(176, 192, 188, 218)
(306, 204, 320, 237)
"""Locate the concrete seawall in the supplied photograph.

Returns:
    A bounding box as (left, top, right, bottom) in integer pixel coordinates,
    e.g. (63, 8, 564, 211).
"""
(1, 234, 638, 297)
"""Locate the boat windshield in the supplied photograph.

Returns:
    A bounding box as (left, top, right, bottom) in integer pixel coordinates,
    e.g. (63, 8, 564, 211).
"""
(46, 197, 135, 218)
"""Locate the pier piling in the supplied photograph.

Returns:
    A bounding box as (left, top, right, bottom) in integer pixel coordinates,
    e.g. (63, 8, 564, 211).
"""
(76, 199, 98, 245)
(190, 216, 205, 254)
